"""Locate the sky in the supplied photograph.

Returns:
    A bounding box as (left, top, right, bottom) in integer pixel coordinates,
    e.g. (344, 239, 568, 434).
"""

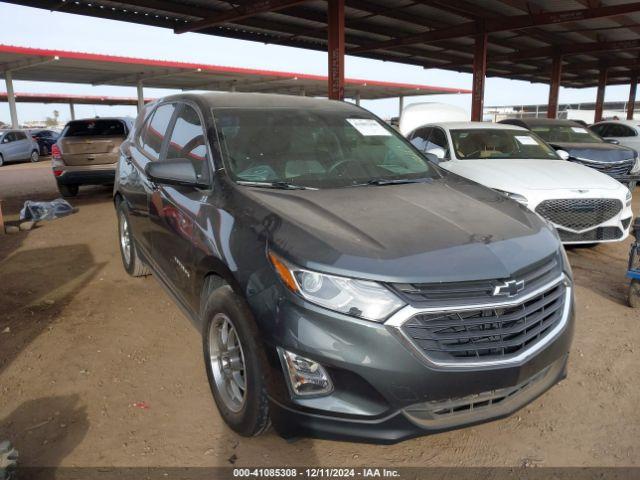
(0, 2, 634, 124)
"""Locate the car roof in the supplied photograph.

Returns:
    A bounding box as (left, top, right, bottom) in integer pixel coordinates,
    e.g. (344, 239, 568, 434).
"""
(501, 118, 580, 127)
(429, 121, 528, 131)
(593, 119, 639, 126)
(161, 91, 363, 112)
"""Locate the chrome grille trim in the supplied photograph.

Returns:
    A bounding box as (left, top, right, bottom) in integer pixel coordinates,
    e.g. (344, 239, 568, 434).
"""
(535, 198, 622, 233)
(385, 275, 571, 369)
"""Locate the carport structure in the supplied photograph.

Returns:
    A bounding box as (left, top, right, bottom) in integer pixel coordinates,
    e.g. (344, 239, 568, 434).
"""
(0, 44, 468, 127)
(6, 0, 640, 124)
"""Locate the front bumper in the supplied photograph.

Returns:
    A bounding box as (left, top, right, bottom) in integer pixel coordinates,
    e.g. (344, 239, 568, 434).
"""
(255, 283, 574, 444)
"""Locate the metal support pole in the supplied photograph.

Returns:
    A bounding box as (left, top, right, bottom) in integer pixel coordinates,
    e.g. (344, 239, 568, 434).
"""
(69, 102, 76, 121)
(627, 74, 637, 120)
(136, 81, 144, 113)
(595, 67, 608, 123)
(398, 95, 404, 116)
(355, 92, 360, 105)
(547, 55, 562, 119)
(300, 87, 306, 96)
(327, 0, 345, 101)
(5, 71, 18, 128)
(471, 29, 487, 121)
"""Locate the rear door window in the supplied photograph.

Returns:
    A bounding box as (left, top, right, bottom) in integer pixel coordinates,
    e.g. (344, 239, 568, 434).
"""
(140, 104, 176, 160)
(165, 104, 210, 182)
(64, 120, 125, 137)
(14, 131, 27, 141)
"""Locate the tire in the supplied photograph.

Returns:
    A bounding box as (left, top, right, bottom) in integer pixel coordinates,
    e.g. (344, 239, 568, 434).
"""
(202, 285, 270, 437)
(629, 279, 640, 308)
(628, 181, 636, 191)
(116, 200, 150, 277)
(30, 150, 39, 162)
(0, 154, 3, 167)
(58, 184, 79, 197)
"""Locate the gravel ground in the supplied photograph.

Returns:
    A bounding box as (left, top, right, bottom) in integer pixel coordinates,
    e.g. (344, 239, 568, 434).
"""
(0, 160, 639, 469)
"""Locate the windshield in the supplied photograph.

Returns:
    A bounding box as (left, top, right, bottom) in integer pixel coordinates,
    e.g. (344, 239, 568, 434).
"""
(530, 124, 603, 144)
(212, 107, 437, 188)
(450, 128, 559, 160)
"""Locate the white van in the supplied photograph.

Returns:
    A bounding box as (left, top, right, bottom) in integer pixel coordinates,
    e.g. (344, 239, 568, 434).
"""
(399, 102, 468, 136)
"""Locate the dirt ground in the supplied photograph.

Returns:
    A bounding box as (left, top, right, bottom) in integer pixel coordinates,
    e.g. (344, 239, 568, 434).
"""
(0, 160, 639, 469)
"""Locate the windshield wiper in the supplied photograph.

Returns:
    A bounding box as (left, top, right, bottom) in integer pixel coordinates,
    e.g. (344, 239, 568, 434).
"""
(361, 177, 433, 186)
(236, 180, 317, 190)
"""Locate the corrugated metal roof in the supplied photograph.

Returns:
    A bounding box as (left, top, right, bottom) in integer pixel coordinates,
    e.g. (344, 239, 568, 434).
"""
(5, 0, 639, 88)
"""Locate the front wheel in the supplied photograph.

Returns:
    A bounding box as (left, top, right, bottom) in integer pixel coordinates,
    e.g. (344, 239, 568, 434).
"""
(30, 150, 39, 162)
(629, 279, 640, 308)
(203, 286, 270, 436)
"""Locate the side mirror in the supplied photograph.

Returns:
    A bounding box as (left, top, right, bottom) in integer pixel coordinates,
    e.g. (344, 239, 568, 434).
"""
(425, 147, 446, 159)
(145, 158, 208, 189)
(605, 138, 620, 145)
(556, 149, 570, 160)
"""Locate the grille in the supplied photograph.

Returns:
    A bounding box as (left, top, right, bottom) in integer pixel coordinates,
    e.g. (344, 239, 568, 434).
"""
(558, 226, 623, 242)
(535, 198, 622, 231)
(571, 158, 634, 177)
(405, 365, 551, 420)
(392, 254, 561, 308)
(402, 282, 566, 362)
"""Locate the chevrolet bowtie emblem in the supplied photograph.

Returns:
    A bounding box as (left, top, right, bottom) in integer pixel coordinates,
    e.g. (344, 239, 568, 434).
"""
(492, 280, 525, 297)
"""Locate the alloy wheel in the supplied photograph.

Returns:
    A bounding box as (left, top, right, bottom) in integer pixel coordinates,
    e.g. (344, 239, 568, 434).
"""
(119, 212, 132, 266)
(208, 313, 247, 412)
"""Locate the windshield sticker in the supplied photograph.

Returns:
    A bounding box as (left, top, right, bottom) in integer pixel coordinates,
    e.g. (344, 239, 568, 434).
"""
(515, 135, 539, 145)
(347, 118, 391, 136)
(571, 127, 588, 133)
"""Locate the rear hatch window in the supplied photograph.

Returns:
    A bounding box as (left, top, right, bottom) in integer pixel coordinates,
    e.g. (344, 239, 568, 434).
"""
(63, 120, 125, 137)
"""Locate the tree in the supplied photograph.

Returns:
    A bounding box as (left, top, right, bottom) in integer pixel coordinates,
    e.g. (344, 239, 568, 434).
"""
(44, 109, 60, 127)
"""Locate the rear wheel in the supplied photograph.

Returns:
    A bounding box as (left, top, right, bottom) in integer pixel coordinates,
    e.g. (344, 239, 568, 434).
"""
(0, 154, 4, 167)
(203, 286, 270, 436)
(30, 150, 39, 162)
(117, 200, 150, 277)
(58, 184, 79, 197)
(629, 279, 640, 308)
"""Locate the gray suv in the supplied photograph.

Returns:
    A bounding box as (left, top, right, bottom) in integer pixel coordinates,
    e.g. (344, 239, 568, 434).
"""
(0, 130, 39, 166)
(114, 93, 575, 443)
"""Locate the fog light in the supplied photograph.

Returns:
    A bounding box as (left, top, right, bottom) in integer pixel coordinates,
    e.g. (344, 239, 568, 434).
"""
(278, 348, 333, 397)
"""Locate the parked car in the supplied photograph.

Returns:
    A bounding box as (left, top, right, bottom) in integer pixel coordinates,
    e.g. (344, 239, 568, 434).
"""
(0, 129, 39, 166)
(28, 128, 59, 156)
(114, 93, 574, 443)
(407, 122, 633, 244)
(590, 120, 640, 152)
(500, 118, 640, 189)
(52, 117, 133, 197)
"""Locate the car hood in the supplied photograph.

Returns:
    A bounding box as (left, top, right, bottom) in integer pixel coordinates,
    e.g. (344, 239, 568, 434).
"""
(549, 142, 636, 162)
(235, 176, 560, 284)
(442, 159, 623, 191)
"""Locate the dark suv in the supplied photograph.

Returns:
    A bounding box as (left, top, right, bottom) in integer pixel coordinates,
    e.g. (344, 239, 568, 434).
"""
(114, 93, 574, 444)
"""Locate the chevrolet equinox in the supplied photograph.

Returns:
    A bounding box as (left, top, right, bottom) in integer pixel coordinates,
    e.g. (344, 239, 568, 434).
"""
(114, 93, 574, 444)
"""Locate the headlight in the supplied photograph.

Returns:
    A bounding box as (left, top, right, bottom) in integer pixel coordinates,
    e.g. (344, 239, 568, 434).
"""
(630, 152, 640, 174)
(495, 189, 528, 206)
(268, 252, 405, 322)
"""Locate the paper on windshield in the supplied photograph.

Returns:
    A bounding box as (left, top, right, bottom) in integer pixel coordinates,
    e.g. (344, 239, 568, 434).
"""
(515, 135, 539, 145)
(347, 118, 391, 136)
(571, 127, 588, 133)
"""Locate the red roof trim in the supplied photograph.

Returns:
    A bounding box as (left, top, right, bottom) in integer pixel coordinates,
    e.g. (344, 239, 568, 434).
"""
(0, 44, 471, 94)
